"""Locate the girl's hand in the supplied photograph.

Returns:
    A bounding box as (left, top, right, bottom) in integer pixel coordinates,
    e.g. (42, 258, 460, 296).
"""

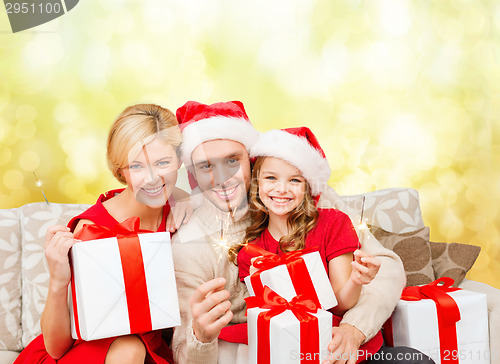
(44, 225, 79, 290)
(249, 257, 259, 275)
(166, 198, 194, 232)
(349, 250, 380, 285)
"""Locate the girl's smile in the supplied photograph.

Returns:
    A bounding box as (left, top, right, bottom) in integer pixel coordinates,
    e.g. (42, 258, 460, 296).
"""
(258, 157, 306, 218)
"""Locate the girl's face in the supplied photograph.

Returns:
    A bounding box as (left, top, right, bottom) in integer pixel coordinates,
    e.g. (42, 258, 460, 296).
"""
(258, 157, 306, 218)
(121, 138, 180, 207)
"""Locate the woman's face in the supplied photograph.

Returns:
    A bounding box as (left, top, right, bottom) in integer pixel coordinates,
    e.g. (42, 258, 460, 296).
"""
(121, 138, 180, 207)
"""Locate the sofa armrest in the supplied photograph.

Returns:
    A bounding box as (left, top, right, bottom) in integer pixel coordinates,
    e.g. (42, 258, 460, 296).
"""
(459, 278, 500, 364)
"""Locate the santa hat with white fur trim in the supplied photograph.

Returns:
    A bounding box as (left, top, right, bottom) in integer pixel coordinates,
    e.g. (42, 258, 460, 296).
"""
(250, 127, 331, 196)
(176, 100, 260, 168)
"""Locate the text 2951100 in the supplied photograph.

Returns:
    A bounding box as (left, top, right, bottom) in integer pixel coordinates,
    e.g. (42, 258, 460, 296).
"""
(5, 2, 63, 14)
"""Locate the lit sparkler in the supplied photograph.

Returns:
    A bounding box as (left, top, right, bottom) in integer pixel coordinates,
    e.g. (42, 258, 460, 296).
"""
(211, 208, 238, 262)
(33, 172, 49, 205)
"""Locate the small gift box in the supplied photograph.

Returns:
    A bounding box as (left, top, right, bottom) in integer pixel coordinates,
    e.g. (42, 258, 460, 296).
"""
(69, 218, 181, 341)
(386, 278, 490, 364)
(243, 245, 337, 310)
(247, 287, 332, 364)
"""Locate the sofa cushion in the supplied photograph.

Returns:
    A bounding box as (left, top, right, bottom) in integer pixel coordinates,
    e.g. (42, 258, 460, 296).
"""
(429, 241, 481, 287)
(337, 188, 425, 234)
(20, 202, 89, 347)
(370, 226, 435, 287)
(0, 208, 23, 352)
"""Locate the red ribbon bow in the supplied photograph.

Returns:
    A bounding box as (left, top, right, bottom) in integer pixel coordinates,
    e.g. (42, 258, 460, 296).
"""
(242, 244, 322, 308)
(385, 278, 461, 364)
(74, 216, 142, 241)
(71, 216, 153, 340)
(245, 286, 321, 364)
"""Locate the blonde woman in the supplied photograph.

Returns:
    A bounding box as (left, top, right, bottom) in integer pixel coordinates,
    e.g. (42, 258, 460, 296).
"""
(16, 104, 190, 364)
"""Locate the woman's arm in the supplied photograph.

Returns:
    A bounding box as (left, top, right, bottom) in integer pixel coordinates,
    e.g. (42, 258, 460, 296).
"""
(167, 187, 194, 231)
(40, 225, 78, 359)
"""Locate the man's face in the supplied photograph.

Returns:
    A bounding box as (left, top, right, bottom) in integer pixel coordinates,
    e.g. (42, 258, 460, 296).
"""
(191, 139, 251, 213)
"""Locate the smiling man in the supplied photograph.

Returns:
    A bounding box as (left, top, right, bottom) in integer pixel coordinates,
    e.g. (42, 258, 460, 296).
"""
(170, 101, 259, 364)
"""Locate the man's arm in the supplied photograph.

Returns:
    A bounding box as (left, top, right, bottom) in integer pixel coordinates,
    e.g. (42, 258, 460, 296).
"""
(340, 228, 405, 341)
(318, 186, 406, 340)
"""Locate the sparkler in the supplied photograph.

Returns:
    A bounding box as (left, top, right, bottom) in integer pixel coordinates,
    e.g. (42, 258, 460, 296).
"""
(358, 196, 368, 248)
(211, 208, 238, 262)
(33, 172, 49, 205)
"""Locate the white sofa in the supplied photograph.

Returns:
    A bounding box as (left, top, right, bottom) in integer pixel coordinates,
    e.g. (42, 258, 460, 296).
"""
(0, 188, 498, 363)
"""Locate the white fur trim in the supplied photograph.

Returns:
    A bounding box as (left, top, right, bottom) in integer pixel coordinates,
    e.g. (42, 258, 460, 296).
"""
(181, 116, 260, 167)
(250, 130, 331, 196)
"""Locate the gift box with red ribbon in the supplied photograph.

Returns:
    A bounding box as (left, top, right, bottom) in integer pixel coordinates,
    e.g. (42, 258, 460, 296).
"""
(386, 278, 490, 364)
(243, 245, 337, 310)
(69, 217, 181, 341)
(247, 286, 332, 364)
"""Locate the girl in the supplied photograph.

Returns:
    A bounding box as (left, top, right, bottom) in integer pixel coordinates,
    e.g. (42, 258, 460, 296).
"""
(235, 126, 380, 315)
(15, 104, 191, 364)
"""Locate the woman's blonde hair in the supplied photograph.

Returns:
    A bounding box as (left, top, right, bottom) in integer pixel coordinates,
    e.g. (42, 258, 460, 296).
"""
(228, 156, 319, 264)
(107, 104, 181, 184)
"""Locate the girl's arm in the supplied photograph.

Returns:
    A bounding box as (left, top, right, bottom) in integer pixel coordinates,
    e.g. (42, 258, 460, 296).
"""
(40, 225, 79, 359)
(328, 250, 380, 315)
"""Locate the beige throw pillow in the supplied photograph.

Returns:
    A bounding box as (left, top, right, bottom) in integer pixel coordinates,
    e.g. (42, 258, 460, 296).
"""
(20, 202, 89, 347)
(370, 226, 435, 287)
(428, 241, 481, 287)
(0, 208, 23, 351)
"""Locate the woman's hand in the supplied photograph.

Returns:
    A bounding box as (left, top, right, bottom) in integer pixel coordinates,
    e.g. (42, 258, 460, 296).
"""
(44, 225, 79, 289)
(166, 199, 194, 232)
(350, 250, 380, 285)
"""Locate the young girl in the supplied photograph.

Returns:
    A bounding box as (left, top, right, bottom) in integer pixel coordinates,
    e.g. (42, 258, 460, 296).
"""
(15, 104, 190, 364)
(236, 126, 380, 315)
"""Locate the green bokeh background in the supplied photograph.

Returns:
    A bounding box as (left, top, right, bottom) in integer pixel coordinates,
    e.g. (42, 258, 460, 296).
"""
(1, 0, 499, 288)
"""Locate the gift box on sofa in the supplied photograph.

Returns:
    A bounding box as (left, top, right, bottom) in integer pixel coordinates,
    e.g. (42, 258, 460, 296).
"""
(244, 248, 337, 310)
(247, 287, 332, 364)
(69, 220, 181, 341)
(388, 278, 490, 364)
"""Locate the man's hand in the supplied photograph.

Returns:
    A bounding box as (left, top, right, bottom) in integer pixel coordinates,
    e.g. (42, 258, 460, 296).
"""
(190, 278, 233, 343)
(322, 323, 365, 364)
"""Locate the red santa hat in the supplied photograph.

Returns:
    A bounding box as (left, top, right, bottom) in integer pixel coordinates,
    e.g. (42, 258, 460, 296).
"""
(176, 101, 260, 168)
(250, 126, 331, 196)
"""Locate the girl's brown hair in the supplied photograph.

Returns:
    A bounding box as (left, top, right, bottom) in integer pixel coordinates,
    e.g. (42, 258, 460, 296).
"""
(228, 156, 319, 264)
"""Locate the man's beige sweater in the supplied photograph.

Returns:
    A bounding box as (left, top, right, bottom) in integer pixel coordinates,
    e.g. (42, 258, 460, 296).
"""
(171, 190, 405, 364)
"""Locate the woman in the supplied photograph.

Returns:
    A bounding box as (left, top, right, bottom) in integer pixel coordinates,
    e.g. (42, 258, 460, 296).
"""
(15, 104, 189, 364)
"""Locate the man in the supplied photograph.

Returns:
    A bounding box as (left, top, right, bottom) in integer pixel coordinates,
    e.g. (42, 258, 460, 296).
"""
(170, 101, 434, 364)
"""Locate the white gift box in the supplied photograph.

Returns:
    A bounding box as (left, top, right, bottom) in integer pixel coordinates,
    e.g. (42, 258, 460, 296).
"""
(248, 307, 332, 364)
(69, 232, 181, 341)
(244, 251, 337, 310)
(391, 289, 490, 364)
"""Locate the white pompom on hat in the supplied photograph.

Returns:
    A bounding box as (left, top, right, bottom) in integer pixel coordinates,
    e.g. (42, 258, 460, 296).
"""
(176, 100, 260, 169)
(250, 127, 331, 196)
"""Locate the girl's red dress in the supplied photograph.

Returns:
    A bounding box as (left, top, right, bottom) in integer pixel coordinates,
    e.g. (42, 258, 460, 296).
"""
(233, 208, 384, 362)
(14, 189, 174, 364)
